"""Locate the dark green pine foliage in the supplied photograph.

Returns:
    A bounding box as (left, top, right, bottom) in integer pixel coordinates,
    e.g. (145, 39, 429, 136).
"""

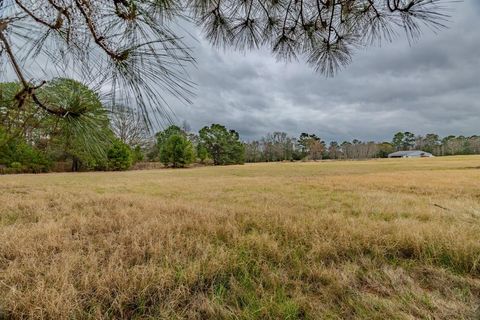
(199, 124, 245, 165)
(107, 139, 133, 171)
(159, 134, 194, 168)
(157, 125, 194, 168)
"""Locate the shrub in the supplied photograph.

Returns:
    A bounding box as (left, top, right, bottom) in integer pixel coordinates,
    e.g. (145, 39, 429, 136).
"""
(107, 139, 133, 171)
(9, 162, 22, 169)
(66, 150, 109, 172)
(196, 144, 209, 163)
(132, 146, 144, 163)
(0, 137, 51, 173)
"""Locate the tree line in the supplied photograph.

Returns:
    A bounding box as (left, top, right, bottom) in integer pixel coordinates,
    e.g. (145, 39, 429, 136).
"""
(245, 131, 480, 162)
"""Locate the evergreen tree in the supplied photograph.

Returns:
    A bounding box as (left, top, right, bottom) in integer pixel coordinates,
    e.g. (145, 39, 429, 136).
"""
(199, 124, 245, 165)
(159, 134, 194, 168)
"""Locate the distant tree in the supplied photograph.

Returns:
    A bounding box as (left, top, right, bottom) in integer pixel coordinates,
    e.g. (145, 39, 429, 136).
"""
(327, 141, 341, 159)
(441, 135, 457, 155)
(107, 139, 133, 171)
(403, 132, 416, 150)
(153, 125, 183, 160)
(377, 142, 395, 158)
(145, 139, 160, 162)
(199, 124, 245, 165)
(132, 146, 144, 163)
(339, 140, 378, 159)
(440, 135, 470, 156)
(259, 132, 295, 162)
(245, 140, 262, 163)
(153, 125, 184, 161)
(340, 141, 352, 159)
(196, 144, 209, 163)
(363, 142, 379, 159)
(392, 131, 415, 151)
(157, 125, 184, 146)
(307, 139, 325, 160)
(415, 133, 440, 154)
(298, 133, 318, 153)
(392, 132, 404, 151)
(110, 106, 149, 149)
(274, 132, 295, 161)
(183, 128, 203, 160)
(468, 136, 480, 154)
(159, 134, 194, 168)
(297, 133, 323, 159)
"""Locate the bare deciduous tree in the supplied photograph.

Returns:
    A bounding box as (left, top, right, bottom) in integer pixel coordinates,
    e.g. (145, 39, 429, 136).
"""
(340, 140, 379, 159)
(307, 139, 325, 160)
(110, 106, 149, 148)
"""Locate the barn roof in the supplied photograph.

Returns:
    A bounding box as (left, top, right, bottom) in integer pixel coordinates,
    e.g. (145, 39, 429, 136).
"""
(388, 150, 432, 157)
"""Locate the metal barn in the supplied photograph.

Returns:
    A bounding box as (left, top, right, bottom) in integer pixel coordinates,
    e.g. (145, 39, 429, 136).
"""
(388, 150, 434, 158)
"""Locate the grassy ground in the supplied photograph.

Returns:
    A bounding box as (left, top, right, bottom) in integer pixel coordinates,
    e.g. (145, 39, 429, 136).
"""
(1, 156, 480, 319)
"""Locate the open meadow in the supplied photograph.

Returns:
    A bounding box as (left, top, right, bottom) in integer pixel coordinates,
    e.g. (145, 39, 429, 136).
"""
(1, 156, 480, 319)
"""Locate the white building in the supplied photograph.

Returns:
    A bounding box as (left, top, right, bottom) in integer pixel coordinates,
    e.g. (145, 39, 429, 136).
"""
(388, 150, 434, 158)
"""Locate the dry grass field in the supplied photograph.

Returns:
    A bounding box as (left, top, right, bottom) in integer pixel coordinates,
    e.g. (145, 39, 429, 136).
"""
(1, 156, 480, 319)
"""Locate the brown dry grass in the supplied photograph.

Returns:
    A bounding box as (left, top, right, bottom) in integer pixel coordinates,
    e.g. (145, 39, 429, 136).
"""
(1, 156, 480, 319)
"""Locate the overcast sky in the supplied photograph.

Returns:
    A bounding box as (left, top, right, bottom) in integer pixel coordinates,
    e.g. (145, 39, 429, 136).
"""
(171, 0, 480, 142)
